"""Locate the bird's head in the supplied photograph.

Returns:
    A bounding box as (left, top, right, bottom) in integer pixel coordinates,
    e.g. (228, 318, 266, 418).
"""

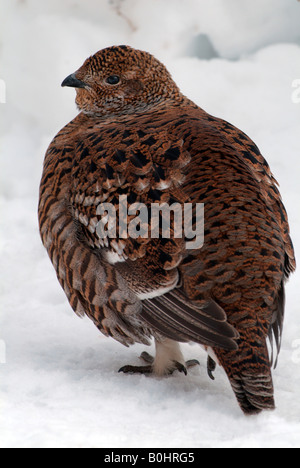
(62, 45, 181, 117)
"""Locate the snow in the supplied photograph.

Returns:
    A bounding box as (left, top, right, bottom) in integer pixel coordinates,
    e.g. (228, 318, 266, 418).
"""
(1, 0, 300, 449)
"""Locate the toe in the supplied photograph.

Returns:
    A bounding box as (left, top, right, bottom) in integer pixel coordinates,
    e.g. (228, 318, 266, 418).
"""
(118, 364, 153, 374)
(140, 351, 154, 364)
(186, 359, 200, 368)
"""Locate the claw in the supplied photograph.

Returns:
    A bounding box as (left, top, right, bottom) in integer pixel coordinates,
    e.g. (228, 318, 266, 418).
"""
(207, 356, 216, 380)
(173, 361, 187, 375)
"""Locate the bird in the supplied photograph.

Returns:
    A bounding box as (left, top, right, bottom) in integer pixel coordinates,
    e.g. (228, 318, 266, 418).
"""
(38, 45, 296, 415)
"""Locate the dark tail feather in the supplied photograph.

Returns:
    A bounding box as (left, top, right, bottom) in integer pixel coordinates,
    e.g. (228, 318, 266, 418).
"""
(229, 371, 275, 415)
(216, 337, 275, 415)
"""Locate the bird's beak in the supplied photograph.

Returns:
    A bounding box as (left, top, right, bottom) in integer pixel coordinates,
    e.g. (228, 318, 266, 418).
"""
(61, 73, 87, 89)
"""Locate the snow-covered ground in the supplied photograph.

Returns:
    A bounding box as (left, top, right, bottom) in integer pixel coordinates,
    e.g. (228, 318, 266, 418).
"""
(1, 0, 300, 448)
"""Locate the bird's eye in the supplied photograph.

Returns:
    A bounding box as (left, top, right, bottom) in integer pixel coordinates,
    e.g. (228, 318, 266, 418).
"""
(106, 75, 120, 85)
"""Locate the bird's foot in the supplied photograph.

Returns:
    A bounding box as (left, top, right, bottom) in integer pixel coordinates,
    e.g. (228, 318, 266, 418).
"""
(118, 351, 200, 376)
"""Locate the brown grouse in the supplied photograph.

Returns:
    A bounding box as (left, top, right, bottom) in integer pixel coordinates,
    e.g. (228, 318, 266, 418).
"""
(38, 45, 295, 415)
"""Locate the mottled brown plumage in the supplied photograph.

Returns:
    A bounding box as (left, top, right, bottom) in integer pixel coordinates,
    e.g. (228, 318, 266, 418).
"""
(38, 45, 295, 415)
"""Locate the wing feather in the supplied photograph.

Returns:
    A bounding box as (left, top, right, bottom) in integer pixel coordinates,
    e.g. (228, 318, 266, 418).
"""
(141, 289, 239, 350)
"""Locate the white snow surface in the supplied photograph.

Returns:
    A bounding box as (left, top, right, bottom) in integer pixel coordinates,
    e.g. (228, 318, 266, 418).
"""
(1, 0, 300, 448)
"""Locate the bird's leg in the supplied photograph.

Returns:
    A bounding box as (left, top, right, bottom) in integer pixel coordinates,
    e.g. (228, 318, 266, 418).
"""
(119, 338, 200, 376)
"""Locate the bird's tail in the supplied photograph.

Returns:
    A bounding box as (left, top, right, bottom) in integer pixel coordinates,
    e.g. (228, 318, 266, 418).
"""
(216, 337, 275, 415)
(227, 370, 275, 415)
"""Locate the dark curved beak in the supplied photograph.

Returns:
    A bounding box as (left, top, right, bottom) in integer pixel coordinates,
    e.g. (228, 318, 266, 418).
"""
(61, 73, 86, 89)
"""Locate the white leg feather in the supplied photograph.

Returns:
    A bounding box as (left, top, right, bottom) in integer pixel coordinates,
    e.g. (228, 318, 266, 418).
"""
(153, 338, 185, 376)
